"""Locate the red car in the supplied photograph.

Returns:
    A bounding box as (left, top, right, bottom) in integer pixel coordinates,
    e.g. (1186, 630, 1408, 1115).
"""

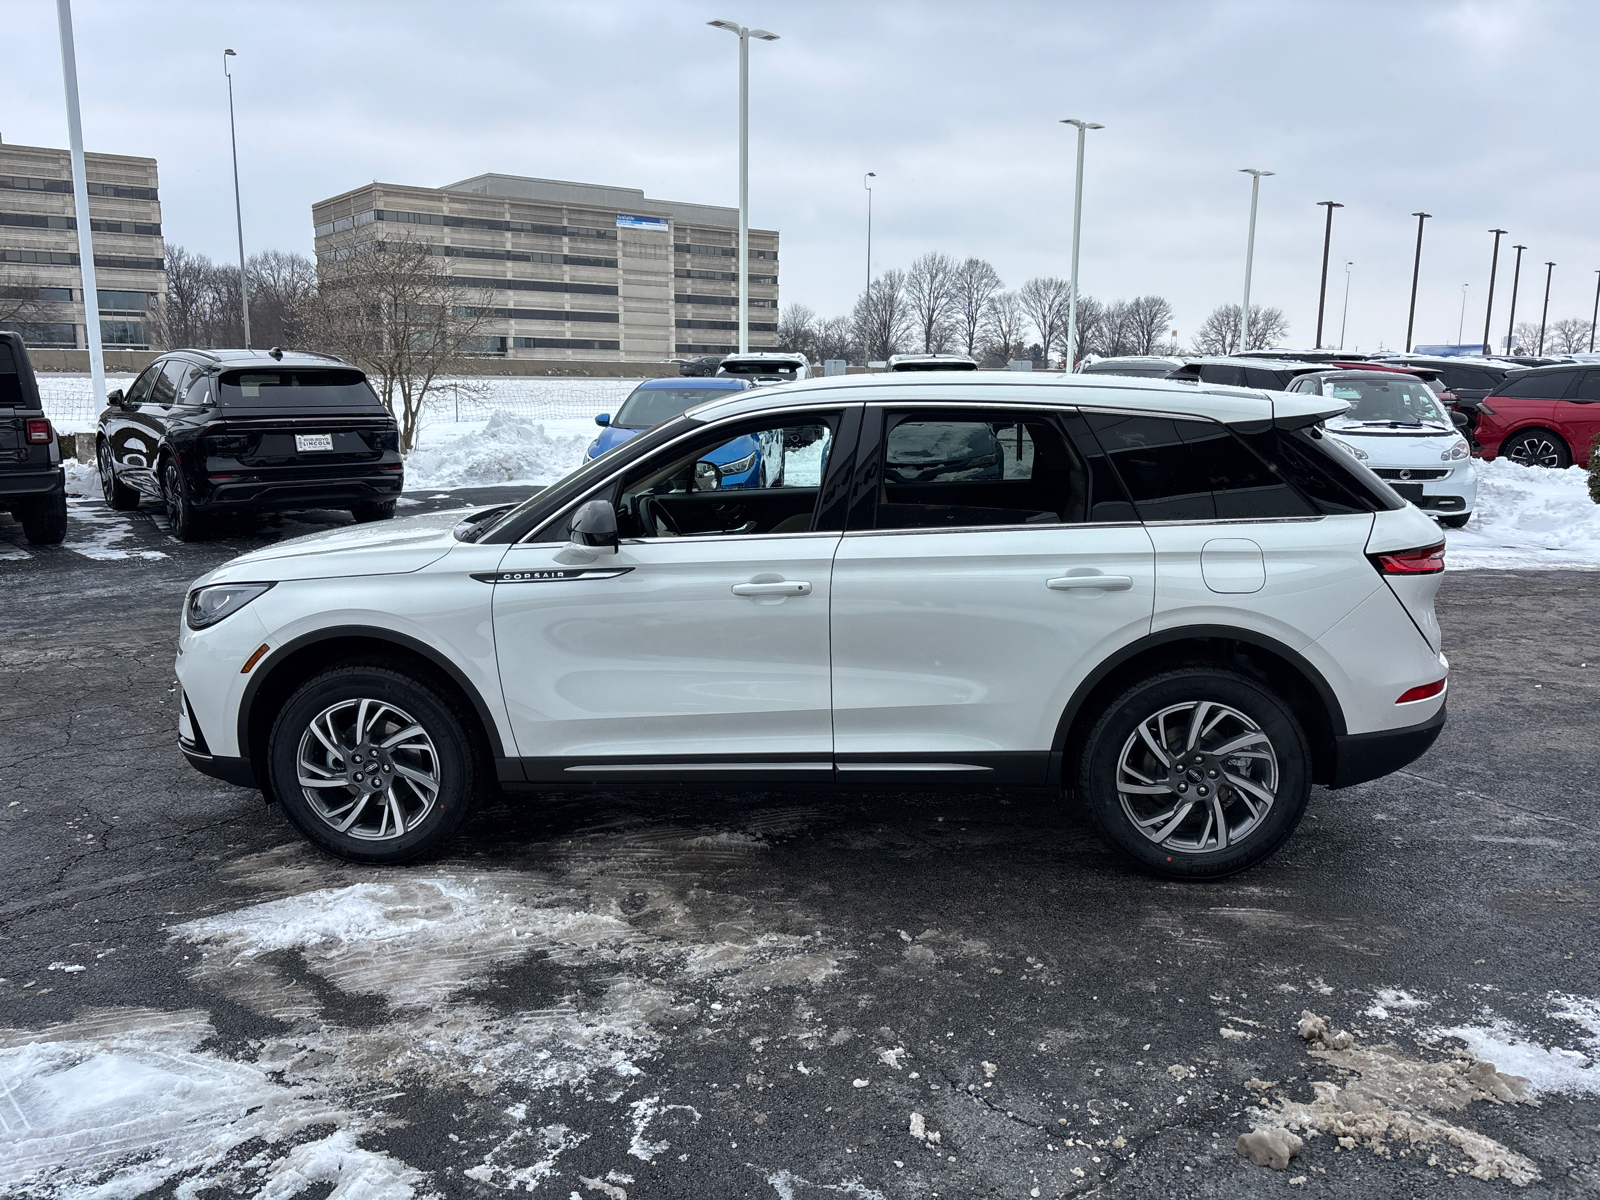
(1474, 365, 1600, 469)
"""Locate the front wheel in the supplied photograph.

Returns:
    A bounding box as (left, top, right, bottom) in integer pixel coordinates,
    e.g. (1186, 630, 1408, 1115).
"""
(267, 665, 481, 864)
(1077, 666, 1312, 878)
(18, 491, 68, 544)
(1501, 428, 1571, 470)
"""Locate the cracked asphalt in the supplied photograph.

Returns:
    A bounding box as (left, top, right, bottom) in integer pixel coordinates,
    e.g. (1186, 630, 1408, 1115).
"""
(2, 492, 1599, 1198)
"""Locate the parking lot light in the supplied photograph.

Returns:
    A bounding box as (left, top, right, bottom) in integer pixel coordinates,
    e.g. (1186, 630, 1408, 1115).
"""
(1505, 244, 1527, 353)
(1483, 229, 1507, 355)
(1339, 261, 1353, 351)
(863, 172, 876, 298)
(224, 49, 251, 349)
(1240, 169, 1273, 352)
(709, 20, 780, 355)
(1059, 120, 1103, 369)
(1538, 261, 1556, 355)
(1405, 212, 1431, 353)
(1315, 201, 1343, 349)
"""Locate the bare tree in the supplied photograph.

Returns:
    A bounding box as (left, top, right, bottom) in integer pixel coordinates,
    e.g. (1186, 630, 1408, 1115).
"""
(1192, 303, 1288, 355)
(776, 303, 818, 360)
(1018, 277, 1071, 365)
(904, 252, 960, 353)
(303, 230, 491, 452)
(952, 257, 1003, 358)
(852, 269, 912, 362)
(248, 249, 317, 347)
(1510, 321, 1543, 355)
(1546, 317, 1595, 355)
(815, 315, 854, 364)
(0, 279, 48, 334)
(1125, 295, 1177, 355)
(1071, 294, 1106, 361)
(981, 290, 1028, 365)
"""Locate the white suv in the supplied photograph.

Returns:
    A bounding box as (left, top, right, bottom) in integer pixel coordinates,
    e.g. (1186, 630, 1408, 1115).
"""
(175, 372, 1450, 877)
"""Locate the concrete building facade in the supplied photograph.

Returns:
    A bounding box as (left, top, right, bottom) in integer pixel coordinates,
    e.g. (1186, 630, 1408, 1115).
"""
(0, 140, 165, 350)
(311, 173, 778, 364)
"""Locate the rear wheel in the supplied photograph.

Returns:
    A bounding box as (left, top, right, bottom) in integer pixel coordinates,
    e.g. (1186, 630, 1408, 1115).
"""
(98, 440, 140, 510)
(267, 665, 480, 864)
(163, 460, 208, 541)
(17, 490, 68, 544)
(1077, 666, 1312, 878)
(351, 499, 396, 523)
(1501, 428, 1571, 469)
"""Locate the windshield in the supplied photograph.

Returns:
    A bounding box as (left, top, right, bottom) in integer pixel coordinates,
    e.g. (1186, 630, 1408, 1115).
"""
(1325, 378, 1447, 425)
(614, 386, 737, 428)
(218, 368, 382, 408)
(721, 360, 800, 377)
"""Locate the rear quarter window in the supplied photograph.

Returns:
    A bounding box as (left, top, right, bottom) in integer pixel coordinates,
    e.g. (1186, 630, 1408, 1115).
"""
(1492, 370, 1576, 399)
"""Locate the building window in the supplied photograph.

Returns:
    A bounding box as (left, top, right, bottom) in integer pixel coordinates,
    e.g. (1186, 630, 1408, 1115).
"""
(1, 249, 79, 265)
(673, 243, 777, 261)
(675, 318, 778, 332)
(365, 209, 618, 240)
(1, 321, 76, 345)
(94, 255, 165, 272)
(511, 337, 621, 350)
(99, 319, 146, 345)
(313, 210, 377, 237)
(675, 294, 777, 308)
(459, 336, 508, 356)
(97, 290, 149, 312)
(676, 267, 778, 284)
(456, 306, 620, 324)
(86, 182, 158, 201)
(0, 175, 73, 195)
(428, 245, 617, 268)
(449, 276, 618, 297)
(675, 342, 739, 354)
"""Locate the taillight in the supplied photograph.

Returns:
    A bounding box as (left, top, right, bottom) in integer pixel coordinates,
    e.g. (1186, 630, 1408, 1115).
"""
(1369, 542, 1446, 575)
(1396, 678, 1447, 704)
(25, 418, 52, 444)
(1477, 402, 1496, 415)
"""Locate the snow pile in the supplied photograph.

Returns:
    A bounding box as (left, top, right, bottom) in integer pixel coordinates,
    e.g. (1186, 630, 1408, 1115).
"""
(1447, 458, 1600, 569)
(403, 409, 592, 489)
(1428, 994, 1600, 1097)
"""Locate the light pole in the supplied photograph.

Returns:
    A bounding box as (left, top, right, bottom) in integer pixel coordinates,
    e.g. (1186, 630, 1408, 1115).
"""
(224, 49, 251, 348)
(1537, 261, 1555, 355)
(1404, 211, 1431, 354)
(1059, 119, 1102, 370)
(1591, 270, 1599, 354)
(1481, 228, 1506, 355)
(1505, 244, 1526, 353)
(55, 0, 103, 404)
(709, 19, 779, 355)
(1239, 169, 1273, 352)
(863, 172, 875, 298)
(1457, 283, 1469, 346)
(1314, 200, 1342, 349)
(1339, 261, 1353, 351)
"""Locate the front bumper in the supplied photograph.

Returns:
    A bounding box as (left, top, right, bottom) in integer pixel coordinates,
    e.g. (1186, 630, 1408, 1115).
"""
(1329, 704, 1446, 788)
(0, 465, 64, 501)
(177, 686, 257, 787)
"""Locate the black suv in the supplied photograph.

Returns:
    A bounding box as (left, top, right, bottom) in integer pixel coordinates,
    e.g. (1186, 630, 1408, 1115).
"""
(96, 348, 402, 540)
(0, 332, 67, 545)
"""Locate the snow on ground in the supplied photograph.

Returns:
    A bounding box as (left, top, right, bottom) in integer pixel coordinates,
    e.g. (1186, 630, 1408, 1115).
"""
(403, 410, 598, 489)
(1446, 458, 1600, 570)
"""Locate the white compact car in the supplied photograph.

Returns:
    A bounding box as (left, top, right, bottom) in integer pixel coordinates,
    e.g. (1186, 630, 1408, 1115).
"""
(176, 372, 1450, 877)
(1286, 369, 1477, 527)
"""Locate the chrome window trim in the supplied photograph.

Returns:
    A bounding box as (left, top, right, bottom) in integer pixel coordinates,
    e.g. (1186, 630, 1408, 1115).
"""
(841, 521, 1144, 539)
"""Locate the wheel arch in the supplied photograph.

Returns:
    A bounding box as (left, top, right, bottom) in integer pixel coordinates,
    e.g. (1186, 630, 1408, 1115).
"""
(1052, 626, 1346, 789)
(1502, 424, 1573, 459)
(238, 626, 508, 793)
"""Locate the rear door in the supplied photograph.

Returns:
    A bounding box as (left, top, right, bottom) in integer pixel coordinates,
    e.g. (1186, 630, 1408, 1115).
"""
(1557, 371, 1600, 465)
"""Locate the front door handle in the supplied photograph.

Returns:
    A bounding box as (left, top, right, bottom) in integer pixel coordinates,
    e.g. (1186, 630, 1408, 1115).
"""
(1047, 574, 1133, 591)
(732, 581, 812, 597)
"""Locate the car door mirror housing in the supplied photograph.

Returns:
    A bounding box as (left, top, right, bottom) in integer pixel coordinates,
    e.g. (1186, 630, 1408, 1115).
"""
(595, 413, 611, 427)
(569, 498, 619, 552)
(107, 388, 125, 407)
(693, 460, 722, 491)
(1451, 411, 1469, 431)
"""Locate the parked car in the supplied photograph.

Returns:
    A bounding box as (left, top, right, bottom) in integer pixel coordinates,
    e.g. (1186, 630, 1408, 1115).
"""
(0, 331, 67, 544)
(716, 352, 810, 384)
(1285, 369, 1476, 526)
(176, 370, 1449, 879)
(886, 353, 979, 372)
(1077, 355, 1187, 378)
(677, 355, 724, 378)
(1472, 363, 1600, 469)
(96, 348, 402, 541)
(587, 377, 764, 487)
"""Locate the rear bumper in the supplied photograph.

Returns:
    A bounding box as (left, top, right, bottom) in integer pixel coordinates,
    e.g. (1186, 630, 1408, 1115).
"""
(1329, 704, 1446, 789)
(197, 470, 403, 511)
(0, 466, 64, 501)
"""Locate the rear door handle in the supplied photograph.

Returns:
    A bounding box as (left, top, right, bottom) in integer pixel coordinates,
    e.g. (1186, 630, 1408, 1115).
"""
(1047, 574, 1133, 591)
(732, 581, 811, 597)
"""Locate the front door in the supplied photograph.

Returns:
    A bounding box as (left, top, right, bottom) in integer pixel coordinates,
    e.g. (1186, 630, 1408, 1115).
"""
(104, 361, 168, 496)
(491, 408, 852, 780)
(828, 405, 1155, 783)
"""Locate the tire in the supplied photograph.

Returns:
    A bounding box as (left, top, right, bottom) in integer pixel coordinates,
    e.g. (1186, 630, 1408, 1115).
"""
(18, 490, 68, 545)
(1500, 428, 1571, 470)
(1076, 666, 1312, 879)
(351, 500, 397, 523)
(163, 460, 208, 542)
(1438, 512, 1471, 529)
(267, 664, 481, 864)
(98, 439, 140, 510)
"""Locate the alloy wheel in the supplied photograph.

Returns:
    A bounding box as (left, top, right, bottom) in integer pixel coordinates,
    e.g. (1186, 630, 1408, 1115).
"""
(294, 697, 442, 841)
(1506, 435, 1564, 469)
(1115, 700, 1280, 854)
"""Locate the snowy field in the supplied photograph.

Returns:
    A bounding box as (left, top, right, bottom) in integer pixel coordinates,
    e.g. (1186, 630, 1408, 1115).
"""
(36, 373, 1600, 569)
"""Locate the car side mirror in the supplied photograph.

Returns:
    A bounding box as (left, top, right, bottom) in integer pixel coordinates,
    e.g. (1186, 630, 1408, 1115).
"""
(693, 460, 722, 491)
(595, 413, 611, 427)
(107, 388, 125, 407)
(569, 498, 619, 553)
(1451, 411, 1469, 430)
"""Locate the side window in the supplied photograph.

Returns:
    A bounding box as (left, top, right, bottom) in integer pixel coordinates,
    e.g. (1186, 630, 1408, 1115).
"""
(1198, 364, 1246, 387)
(1570, 371, 1600, 401)
(868, 409, 1102, 530)
(123, 362, 162, 405)
(180, 370, 212, 405)
(1494, 371, 1573, 399)
(149, 359, 186, 405)
(1244, 368, 1285, 390)
(1176, 420, 1316, 518)
(613, 416, 836, 539)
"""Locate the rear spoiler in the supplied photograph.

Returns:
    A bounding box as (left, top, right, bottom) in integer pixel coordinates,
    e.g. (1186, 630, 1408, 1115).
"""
(1271, 394, 1348, 430)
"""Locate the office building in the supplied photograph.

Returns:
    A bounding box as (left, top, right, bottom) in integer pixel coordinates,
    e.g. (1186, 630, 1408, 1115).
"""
(0, 139, 165, 350)
(312, 172, 778, 363)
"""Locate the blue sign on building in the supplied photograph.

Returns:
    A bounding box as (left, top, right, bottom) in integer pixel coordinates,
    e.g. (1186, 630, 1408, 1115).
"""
(616, 214, 669, 232)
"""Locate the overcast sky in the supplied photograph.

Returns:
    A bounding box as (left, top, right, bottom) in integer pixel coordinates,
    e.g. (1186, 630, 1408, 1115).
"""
(6, 0, 1598, 352)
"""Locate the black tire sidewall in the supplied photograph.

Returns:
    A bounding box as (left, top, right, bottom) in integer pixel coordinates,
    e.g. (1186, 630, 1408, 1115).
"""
(1078, 667, 1311, 879)
(1505, 429, 1571, 469)
(20, 491, 67, 544)
(164, 462, 205, 541)
(268, 666, 476, 864)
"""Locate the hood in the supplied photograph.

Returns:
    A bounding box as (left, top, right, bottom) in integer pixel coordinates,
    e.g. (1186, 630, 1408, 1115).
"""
(587, 424, 639, 458)
(1327, 424, 1463, 468)
(196, 507, 479, 585)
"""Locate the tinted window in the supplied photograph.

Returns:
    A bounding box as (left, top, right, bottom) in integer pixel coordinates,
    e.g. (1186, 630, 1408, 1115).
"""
(1177, 421, 1316, 518)
(123, 363, 161, 405)
(870, 411, 1097, 530)
(1324, 378, 1448, 424)
(218, 369, 382, 408)
(1441, 366, 1497, 391)
(1197, 364, 1246, 387)
(1493, 370, 1576, 399)
(1570, 371, 1600, 402)
(1080, 362, 1176, 378)
(1244, 368, 1287, 390)
(614, 386, 737, 428)
(149, 359, 186, 405)
(1236, 427, 1401, 514)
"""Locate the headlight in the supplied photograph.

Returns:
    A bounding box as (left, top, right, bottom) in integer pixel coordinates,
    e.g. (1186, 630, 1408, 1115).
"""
(1329, 436, 1368, 461)
(720, 451, 758, 475)
(1441, 439, 1471, 461)
(186, 582, 274, 630)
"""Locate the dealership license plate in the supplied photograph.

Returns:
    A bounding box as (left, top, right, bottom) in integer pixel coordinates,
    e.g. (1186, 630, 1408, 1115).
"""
(295, 433, 334, 452)
(1390, 482, 1425, 503)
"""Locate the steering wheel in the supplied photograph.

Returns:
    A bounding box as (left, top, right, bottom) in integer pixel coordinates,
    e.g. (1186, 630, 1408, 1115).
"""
(638, 494, 683, 538)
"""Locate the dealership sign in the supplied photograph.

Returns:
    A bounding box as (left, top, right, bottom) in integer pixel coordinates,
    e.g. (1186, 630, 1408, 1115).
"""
(616, 214, 669, 232)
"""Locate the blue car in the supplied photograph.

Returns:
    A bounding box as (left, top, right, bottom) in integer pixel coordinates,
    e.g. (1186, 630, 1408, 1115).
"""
(587, 377, 767, 487)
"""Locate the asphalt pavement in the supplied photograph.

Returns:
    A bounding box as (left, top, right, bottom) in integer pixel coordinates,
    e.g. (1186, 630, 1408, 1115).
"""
(2, 493, 1598, 1199)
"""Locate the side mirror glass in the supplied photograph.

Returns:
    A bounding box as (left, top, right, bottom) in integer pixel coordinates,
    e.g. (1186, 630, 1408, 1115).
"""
(1451, 411, 1469, 430)
(107, 388, 125, 407)
(693, 460, 722, 491)
(569, 498, 619, 553)
(595, 413, 611, 427)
